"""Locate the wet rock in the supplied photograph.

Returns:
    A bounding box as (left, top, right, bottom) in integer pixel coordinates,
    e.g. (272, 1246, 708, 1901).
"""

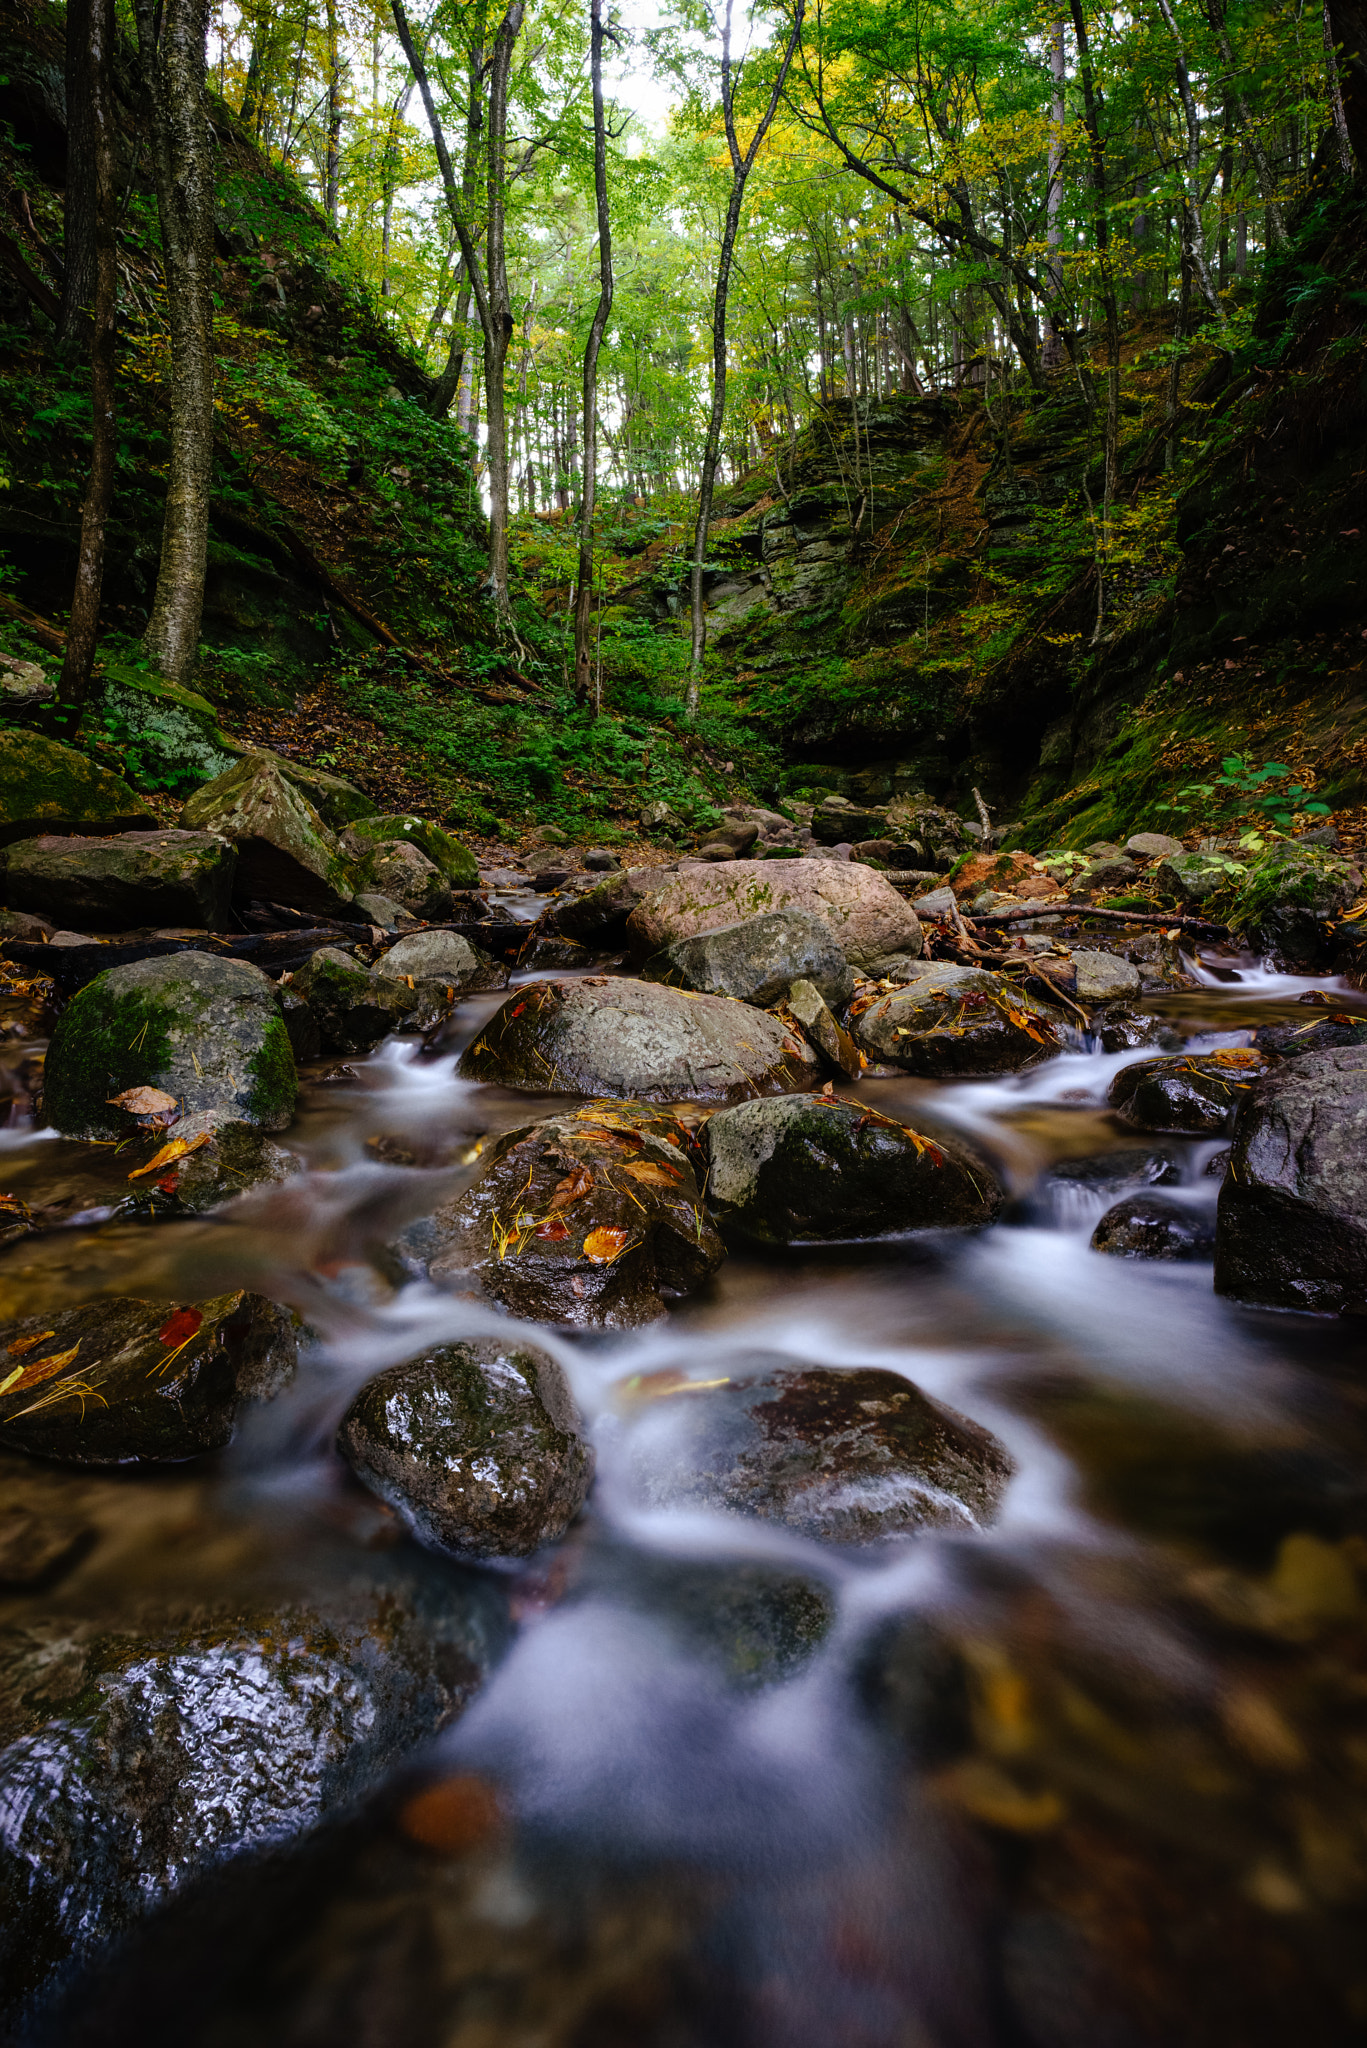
(122, 1110, 301, 1215)
(338, 1337, 593, 1558)
(543, 865, 667, 944)
(578, 1537, 835, 1686)
(1122, 929, 1197, 990)
(702, 1094, 1002, 1245)
(358, 839, 451, 920)
(1126, 831, 1184, 860)
(180, 755, 357, 919)
(1108, 1047, 1274, 1134)
(0, 729, 155, 844)
(621, 1360, 1013, 1541)
(0, 830, 236, 932)
(517, 932, 593, 971)
(288, 946, 413, 1052)
(0, 1558, 506, 2014)
(847, 965, 1061, 1076)
(352, 889, 414, 930)
(341, 812, 478, 887)
(1090, 1193, 1215, 1260)
(0, 652, 54, 711)
(1229, 840, 1359, 969)
(1069, 948, 1141, 1003)
(43, 953, 297, 1138)
(776, 976, 862, 1076)
(412, 1106, 724, 1327)
(377, 927, 504, 993)
(1154, 850, 1233, 905)
(1251, 1011, 1367, 1058)
(0, 1290, 295, 1463)
(1042, 1144, 1182, 1222)
(624, 858, 922, 969)
(1092, 1010, 1183, 1053)
(279, 984, 321, 1060)
(642, 907, 854, 1009)
(1216, 1045, 1367, 1312)
(459, 976, 819, 1102)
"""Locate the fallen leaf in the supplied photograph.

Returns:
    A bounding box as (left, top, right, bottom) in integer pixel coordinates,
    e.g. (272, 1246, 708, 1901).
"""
(7, 1329, 53, 1357)
(107, 1086, 179, 1117)
(583, 1226, 633, 1264)
(398, 1774, 505, 1853)
(622, 1161, 684, 1187)
(0, 1342, 81, 1396)
(128, 1131, 211, 1180)
(535, 1215, 571, 1240)
(1206, 1048, 1263, 1069)
(548, 1165, 594, 1210)
(157, 1306, 204, 1349)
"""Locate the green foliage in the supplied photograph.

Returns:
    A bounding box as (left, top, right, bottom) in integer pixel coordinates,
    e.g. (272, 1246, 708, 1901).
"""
(1157, 756, 1332, 832)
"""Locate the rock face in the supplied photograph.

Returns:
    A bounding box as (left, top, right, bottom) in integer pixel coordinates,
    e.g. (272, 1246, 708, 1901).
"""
(641, 907, 854, 1009)
(702, 1095, 1002, 1245)
(1215, 1046, 1367, 1312)
(180, 755, 357, 917)
(0, 1561, 506, 2012)
(43, 954, 297, 1139)
(0, 830, 236, 931)
(0, 1292, 295, 1462)
(413, 1107, 724, 1326)
(624, 859, 922, 969)
(1108, 1048, 1273, 1134)
(343, 812, 479, 887)
(848, 966, 1061, 1076)
(1070, 949, 1141, 1003)
(359, 839, 452, 921)
(459, 976, 820, 1102)
(1090, 1194, 1215, 1260)
(338, 1338, 594, 1557)
(0, 729, 155, 844)
(621, 1361, 1013, 1542)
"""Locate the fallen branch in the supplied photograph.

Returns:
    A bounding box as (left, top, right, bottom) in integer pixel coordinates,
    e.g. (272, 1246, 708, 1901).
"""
(0, 593, 66, 654)
(968, 900, 1227, 936)
(0, 230, 61, 322)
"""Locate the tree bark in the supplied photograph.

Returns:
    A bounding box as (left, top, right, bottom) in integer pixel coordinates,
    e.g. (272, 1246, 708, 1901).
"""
(686, 0, 806, 716)
(573, 0, 614, 708)
(1042, 19, 1066, 371)
(59, 0, 117, 720)
(135, 0, 215, 683)
(324, 0, 343, 225)
(1325, 0, 1357, 171)
(57, 0, 98, 356)
(1328, 0, 1367, 160)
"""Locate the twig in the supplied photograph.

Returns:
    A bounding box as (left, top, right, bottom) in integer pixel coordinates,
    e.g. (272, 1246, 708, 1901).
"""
(970, 900, 1226, 935)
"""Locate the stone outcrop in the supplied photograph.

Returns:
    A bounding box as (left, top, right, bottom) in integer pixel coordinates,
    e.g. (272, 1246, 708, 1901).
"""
(0, 830, 236, 931)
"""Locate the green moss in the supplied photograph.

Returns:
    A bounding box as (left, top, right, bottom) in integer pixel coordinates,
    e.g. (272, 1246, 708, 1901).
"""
(0, 730, 155, 837)
(43, 987, 175, 1137)
(246, 1016, 300, 1125)
(1230, 841, 1359, 926)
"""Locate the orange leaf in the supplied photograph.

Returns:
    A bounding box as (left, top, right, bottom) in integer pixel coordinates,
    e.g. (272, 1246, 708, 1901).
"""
(0, 1342, 81, 1396)
(128, 1131, 211, 1180)
(548, 1165, 594, 1210)
(622, 1161, 684, 1187)
(107, 1086, 179, 1117)
(1206, 1048, 1262, 1069)
(583, 1226, 634, 1264)
(398, 1774, 505, 1853)
(7, 1329, 54, 1357)
(535, 1215, 571, 1240)
(157, 1306, 204, 1349)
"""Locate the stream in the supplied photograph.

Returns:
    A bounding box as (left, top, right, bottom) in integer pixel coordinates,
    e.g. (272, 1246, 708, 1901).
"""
(2, 942, 1365, 2046)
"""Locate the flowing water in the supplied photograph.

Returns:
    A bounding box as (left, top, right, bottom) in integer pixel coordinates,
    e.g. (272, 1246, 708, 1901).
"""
(3, 948, 1366, 2046)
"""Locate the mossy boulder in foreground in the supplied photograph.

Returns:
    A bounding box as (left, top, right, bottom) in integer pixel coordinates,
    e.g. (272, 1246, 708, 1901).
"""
(0, 729, 155, 844)
(43, 953, 297, 1138)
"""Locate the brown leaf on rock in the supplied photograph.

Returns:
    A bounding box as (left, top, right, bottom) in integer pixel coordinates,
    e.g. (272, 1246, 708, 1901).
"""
(107, 1087, 179, 1118)
(535, 1215, 571, 1241)
(583, 1226, 634, 1264)
(622, 1161, 684, 1188)
(548, 1165, 594, 1210)
(0, 1342, 81, 1397)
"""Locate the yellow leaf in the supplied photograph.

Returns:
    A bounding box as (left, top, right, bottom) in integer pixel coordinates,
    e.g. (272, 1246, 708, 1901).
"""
(0, 1342, 81, 1395)
(7, 1329, 54, 1357)
(622, 1161, 684, 1188)
(128, 1131, 212, 1180)
(583, 1226, 634, 1264)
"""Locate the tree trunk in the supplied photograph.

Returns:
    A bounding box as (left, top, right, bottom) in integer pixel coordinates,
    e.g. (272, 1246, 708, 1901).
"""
(573, 0, 613, 709)
(59, 0, 117, 719)
(1325, 0, 1357, 172)
(324, 0, 343, 225)
(57, 0, 98, 356)
(1042, 17, 1066, 371)
(1328, 0, 1367, 159)
(1154, 0, 1223, 323)
(1203, 0, 1289, 246)
(135, 0, 215, 683)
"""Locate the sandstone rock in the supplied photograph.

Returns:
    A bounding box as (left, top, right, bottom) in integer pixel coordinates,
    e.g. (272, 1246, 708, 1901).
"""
(620, 1360, 1014, 1542)
(0, 830, 236, 932)
(338, 1337, 593, 1557)
(459, 976, 819, 1102)
(848, 965, 1061, 1076)
(358, 838, 451, 920)
(342, 812, 478, 887)
(0, 1291, 295, 1462)
(43, 953, 297, 1138)
(624, 858, 921, 969)
(1126, 831, 1184, 860)
(1215, 1046, 1367, 1312)
(412, 1106, 724, 1327)
(642, 907, 854, 1009)
(0, 729, 155, 845)
(702, 1094, 1002, 1245)
(1108, 1047, 1274, 1134)
(181, 755, 357, 918)
(1090, 1193, 1215, 1260)
(1070, 949, 1142, 1002)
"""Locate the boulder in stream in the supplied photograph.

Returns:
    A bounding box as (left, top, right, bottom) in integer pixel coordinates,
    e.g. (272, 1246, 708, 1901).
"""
(42, 953, 297, 1139)
(1090, 1193, 1215, 1260)
(847, 965, 1061, 1076)
(1069, 948, 1141, 1003)
(357, 839, 451, 920)
(620, 1359, 1013, 1542)
(459, 976, 819, 1102)
(1216, 1044, 1367, 1311)
(0, 1291, 296, 1462)
(338, 1337, 593, 1558)
(641, 907, 854, 1009)
(1153, 850, 1233, 905)
(1228, 840, 1360, 972)
(288, 945, 416, 1052)
(376, 926, 505, 994)
(702, 1094, 1002, 1246)
(1108, 1047, 1274, 1134)
(342, 812, 479, 887)
(541, 865, 667, 944)
(409, 1105, 723, 1326)
(624, 858, 922, 969)
(0, 830, 237, 932)
(180, 755, 358, 918)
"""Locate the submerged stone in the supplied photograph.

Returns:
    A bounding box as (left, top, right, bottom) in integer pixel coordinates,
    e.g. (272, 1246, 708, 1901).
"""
(1108, 1047, 1274, 1134)
(1090, 1193, 1215, 1260)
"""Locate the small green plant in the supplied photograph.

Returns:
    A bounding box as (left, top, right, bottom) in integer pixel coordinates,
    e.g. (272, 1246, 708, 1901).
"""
(1158, 756, 1331, 832)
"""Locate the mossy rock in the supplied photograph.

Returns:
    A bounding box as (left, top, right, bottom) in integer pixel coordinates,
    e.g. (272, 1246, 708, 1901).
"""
(1229, 839, 1360, 929)
(250, 750, 376, 829)
(95, 662, 238, 792)
(345, 812, 478, 887)
(0, 729, 155, 846)
(43, 953, 297, 1138)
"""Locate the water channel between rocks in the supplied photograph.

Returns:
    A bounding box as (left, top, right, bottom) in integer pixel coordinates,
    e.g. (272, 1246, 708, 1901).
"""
(2, 941, 1365, 2047)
